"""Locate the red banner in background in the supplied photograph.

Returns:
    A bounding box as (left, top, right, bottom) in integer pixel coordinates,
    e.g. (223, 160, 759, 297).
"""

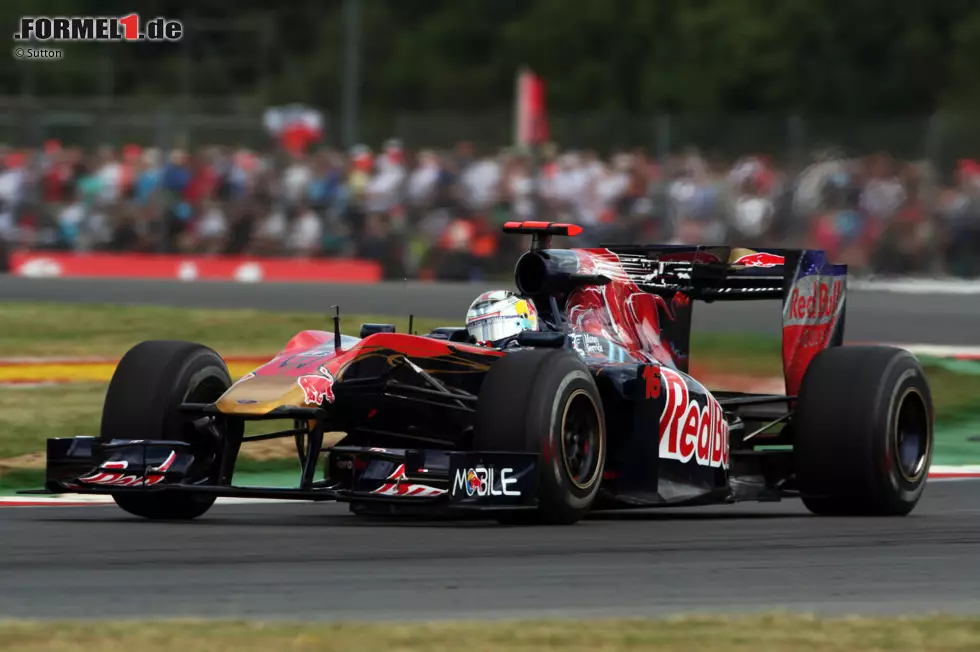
(515, 67, 549, 147)
(9, 251, 383, 283)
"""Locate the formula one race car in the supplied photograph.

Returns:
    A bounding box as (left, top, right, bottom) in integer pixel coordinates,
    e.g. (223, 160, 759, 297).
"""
(30, 222, 934, 524)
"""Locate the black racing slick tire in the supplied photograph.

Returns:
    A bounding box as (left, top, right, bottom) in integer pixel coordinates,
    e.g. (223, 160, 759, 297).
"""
(474, 348, 606, 525)
(794, 345, 934, 516)
(100, 340, 235, 520)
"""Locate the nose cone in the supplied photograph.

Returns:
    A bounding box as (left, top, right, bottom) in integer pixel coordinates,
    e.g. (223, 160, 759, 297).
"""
(215, 374, 306, 416)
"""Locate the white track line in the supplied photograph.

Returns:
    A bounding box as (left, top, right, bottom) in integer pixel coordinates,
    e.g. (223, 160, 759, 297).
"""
(890, 344, 980, 360)
(850, 278, 980, 295)
(929, 465, 980, 480)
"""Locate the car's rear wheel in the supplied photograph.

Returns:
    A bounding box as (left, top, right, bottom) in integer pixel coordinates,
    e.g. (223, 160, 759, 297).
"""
(101, 340, 238, 520)
(473, 348, 606, 525)
(793, 345, 933, 516)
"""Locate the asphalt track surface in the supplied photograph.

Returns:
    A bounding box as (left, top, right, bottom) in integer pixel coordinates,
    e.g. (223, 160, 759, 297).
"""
(1, 481, 979, 620)
(1, 275, 978, 345)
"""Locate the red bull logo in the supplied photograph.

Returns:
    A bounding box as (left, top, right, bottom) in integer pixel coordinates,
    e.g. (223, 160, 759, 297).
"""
(785, 275, 844, 326)
(297, 367, 336, 406)
(732, 252, 785, 268)
(658, 367, 729, 469)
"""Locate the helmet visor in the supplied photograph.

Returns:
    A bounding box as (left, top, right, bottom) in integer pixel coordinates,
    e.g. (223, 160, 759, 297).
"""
(466, 314, 533, 343)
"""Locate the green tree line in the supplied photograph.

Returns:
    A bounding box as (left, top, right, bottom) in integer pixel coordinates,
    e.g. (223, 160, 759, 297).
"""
(3, 0, 980, 115)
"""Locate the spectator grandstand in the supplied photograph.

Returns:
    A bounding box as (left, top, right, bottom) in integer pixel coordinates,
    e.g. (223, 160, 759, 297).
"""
(1, 138, 978, 280)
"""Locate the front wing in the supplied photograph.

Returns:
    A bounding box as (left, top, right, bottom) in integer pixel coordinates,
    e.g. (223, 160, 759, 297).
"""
(31, 437, 540, 513)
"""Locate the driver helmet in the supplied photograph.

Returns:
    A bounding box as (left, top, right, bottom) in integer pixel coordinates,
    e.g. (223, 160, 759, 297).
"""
(465, 290, 539, 345)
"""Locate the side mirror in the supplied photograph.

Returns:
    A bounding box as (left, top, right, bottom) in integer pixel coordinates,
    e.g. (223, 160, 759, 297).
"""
(516, 331, 567, 348)
(359, 323, 396, 338)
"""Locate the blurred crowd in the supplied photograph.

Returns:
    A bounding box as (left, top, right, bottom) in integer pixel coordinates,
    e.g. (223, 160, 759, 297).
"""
(2, 138, 980, 279)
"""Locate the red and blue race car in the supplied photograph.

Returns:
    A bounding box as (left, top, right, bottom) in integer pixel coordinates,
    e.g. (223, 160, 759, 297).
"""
(31, 222, 934, 524)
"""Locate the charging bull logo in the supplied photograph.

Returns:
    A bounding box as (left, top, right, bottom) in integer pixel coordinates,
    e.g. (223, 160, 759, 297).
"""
(658, 367, 729, 469)
(297, 366, 336, 406)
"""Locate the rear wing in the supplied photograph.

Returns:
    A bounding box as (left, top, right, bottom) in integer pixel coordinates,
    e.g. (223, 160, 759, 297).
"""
(501, 223, 846, 396)
(602, 243, 848, 397)
(504, 222, 815, 303)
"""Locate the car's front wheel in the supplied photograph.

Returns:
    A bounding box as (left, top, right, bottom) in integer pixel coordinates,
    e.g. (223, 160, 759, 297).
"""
(473, 348, 606, 525)
(101, 340, 237, 520)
